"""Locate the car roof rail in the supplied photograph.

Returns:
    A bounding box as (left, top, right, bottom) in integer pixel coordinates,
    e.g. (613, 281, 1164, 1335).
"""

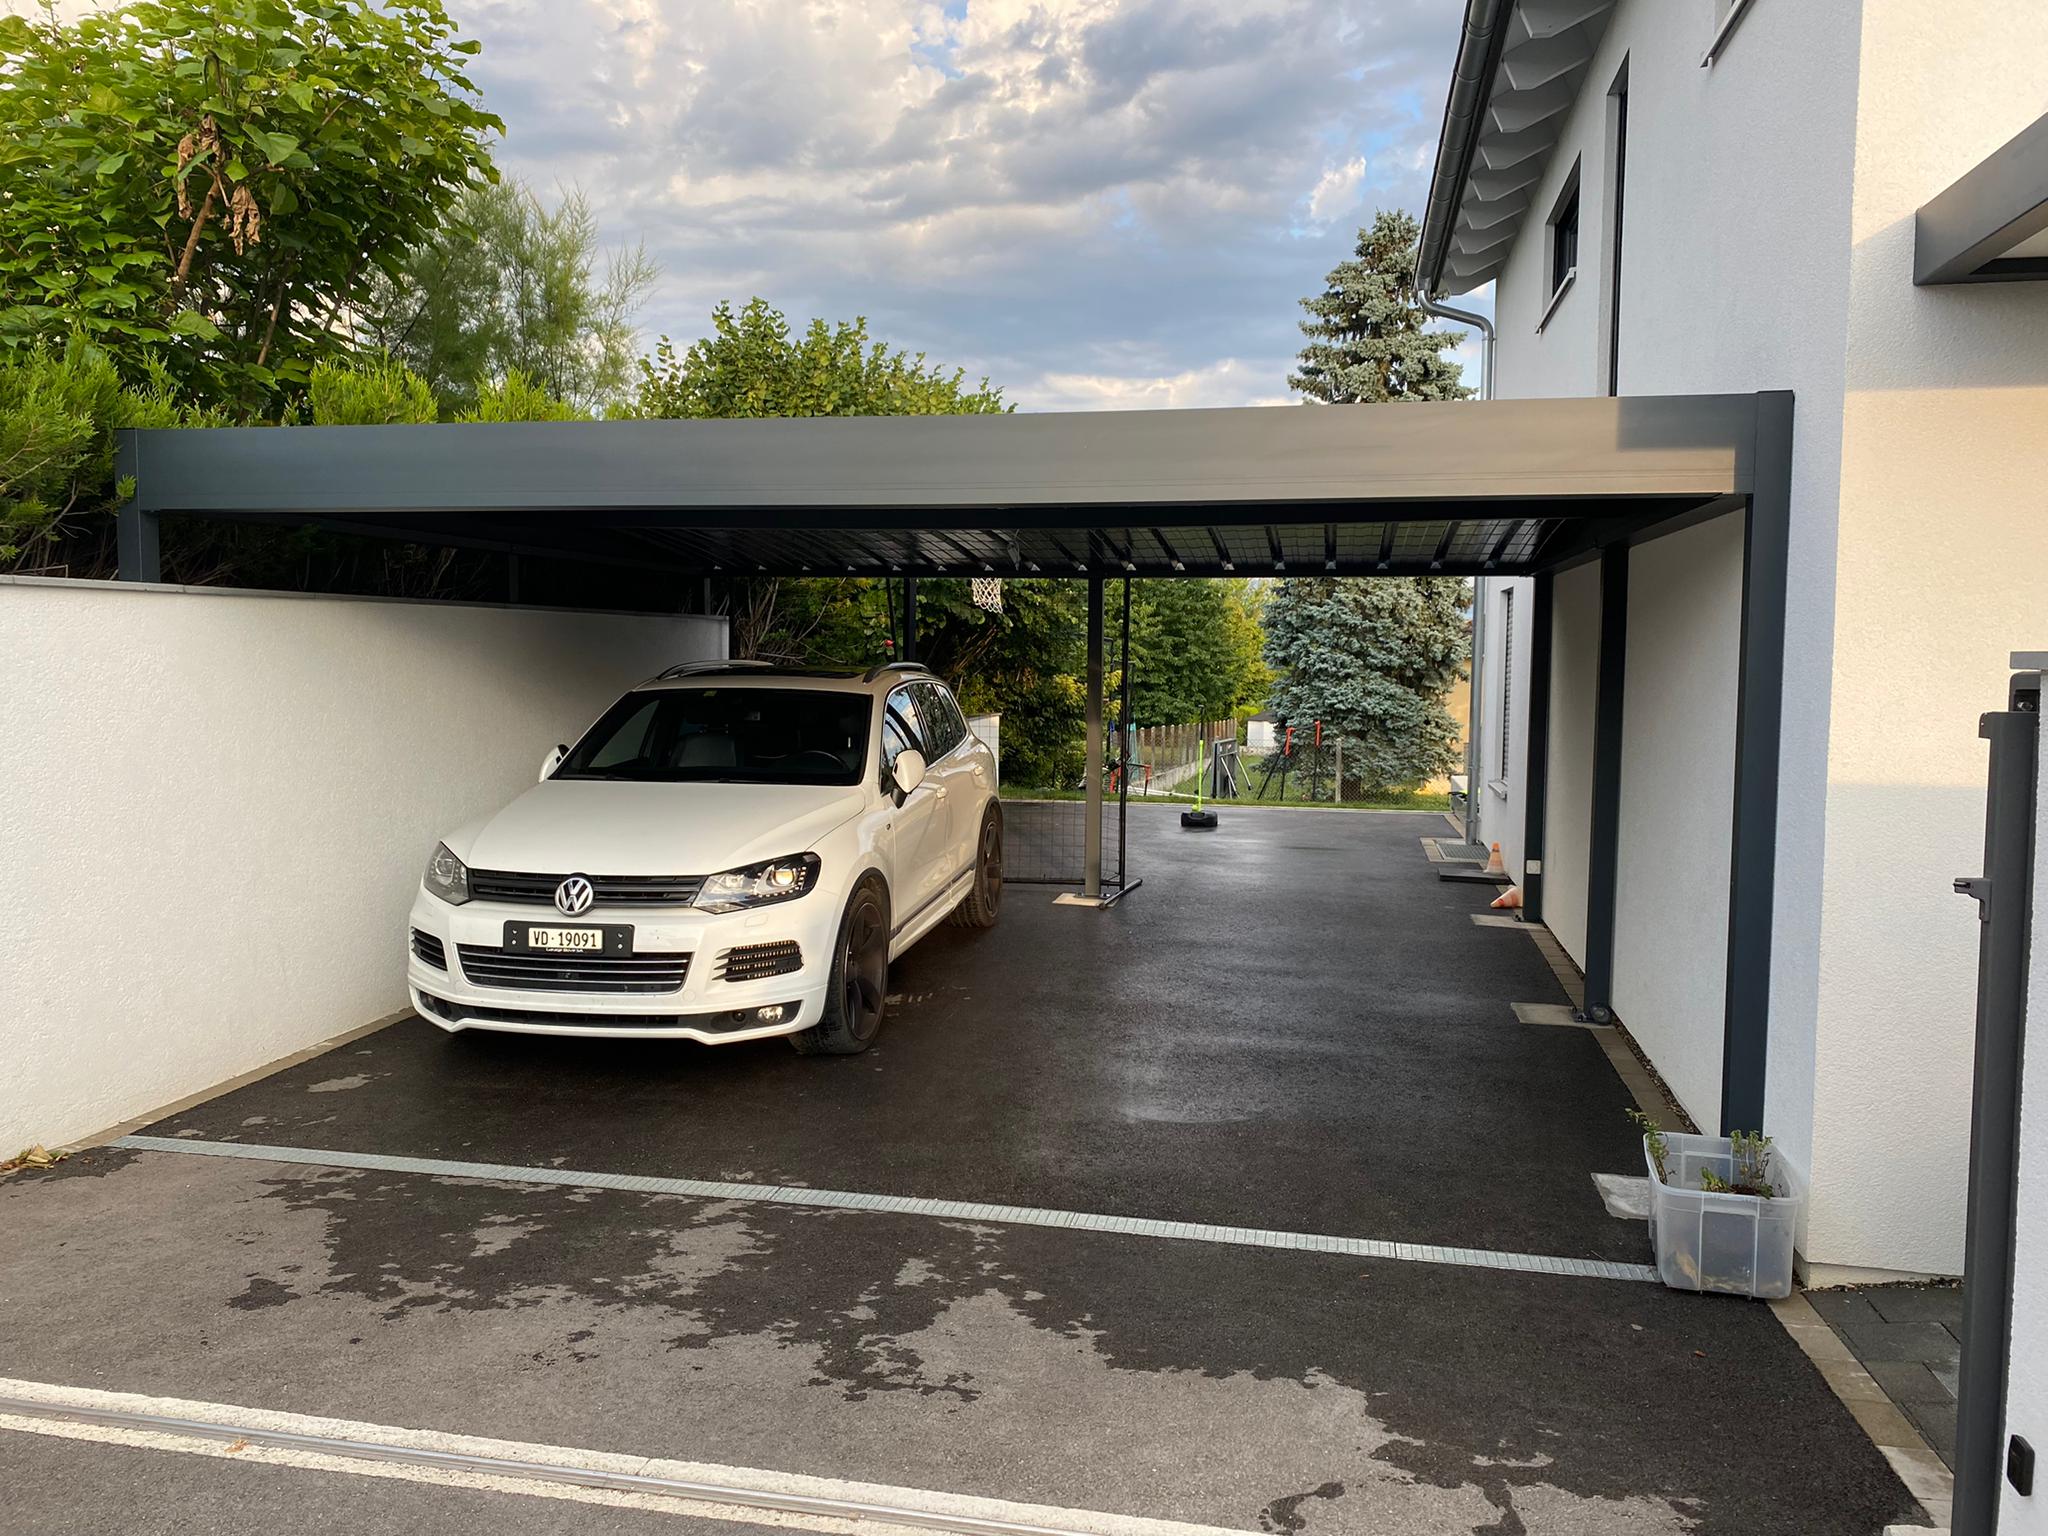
(654, 659, 777, 681)
(861, 660, 936, 684)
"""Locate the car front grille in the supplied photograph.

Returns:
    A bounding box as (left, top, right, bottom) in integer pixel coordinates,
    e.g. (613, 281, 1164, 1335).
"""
(455, 945, 691, 994)
(410, 930, 447, 970)
(715, 940, 804, 983)
(467, 870, 705, 907)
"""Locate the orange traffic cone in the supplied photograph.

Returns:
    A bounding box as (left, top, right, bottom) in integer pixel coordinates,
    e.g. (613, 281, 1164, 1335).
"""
(1491, 885, 1523, 911)
(1485, 841, 1506, 876)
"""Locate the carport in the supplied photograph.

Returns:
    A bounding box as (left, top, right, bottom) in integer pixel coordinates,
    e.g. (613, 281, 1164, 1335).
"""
(8, 383, 1941, 1533)
(115, 389, 1793, 1131)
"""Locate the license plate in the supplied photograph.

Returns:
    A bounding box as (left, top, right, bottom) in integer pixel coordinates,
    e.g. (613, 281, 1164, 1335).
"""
(526, 926, 605, 952)
(505, 922, 632, 955)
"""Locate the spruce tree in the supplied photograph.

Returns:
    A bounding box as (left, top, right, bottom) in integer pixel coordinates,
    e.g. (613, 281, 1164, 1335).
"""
(1260, 576, 1469, 794)
(1289, 209, 1472, 404)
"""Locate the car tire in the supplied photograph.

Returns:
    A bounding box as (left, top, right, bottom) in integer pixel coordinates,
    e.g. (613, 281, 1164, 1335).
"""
(947, 806, 1003, 928)
(790, 878, 890, 1056)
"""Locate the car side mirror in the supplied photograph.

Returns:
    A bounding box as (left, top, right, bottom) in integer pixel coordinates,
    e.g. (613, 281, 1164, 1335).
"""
(540, 744, 567, 782)
(892, 748, 927, 801)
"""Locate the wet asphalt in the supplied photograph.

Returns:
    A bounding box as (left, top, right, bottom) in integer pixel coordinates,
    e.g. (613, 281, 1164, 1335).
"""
(150, 805, 1647, 1260)
(0, 806, 1920, 1535)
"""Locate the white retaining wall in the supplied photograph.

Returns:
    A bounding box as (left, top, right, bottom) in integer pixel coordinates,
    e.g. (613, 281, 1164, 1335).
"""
(0, 577, 724, 1151)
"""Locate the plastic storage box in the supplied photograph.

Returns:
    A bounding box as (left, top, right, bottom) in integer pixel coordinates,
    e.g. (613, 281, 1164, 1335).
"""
(1643, 1132, 1802, 1299)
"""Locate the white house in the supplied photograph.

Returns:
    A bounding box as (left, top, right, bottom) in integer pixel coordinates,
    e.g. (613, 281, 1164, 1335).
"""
(1422, 0, 2048, 1283)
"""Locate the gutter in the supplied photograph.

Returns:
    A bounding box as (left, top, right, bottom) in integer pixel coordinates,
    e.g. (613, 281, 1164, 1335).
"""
(1416, 0, 1513, 300)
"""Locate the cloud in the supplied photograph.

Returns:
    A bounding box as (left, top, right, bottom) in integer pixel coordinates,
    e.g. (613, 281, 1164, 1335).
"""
(1305, 155, 1368, 227)
(1033, 356, 1298, 411)
(8, 0, 1469, 410)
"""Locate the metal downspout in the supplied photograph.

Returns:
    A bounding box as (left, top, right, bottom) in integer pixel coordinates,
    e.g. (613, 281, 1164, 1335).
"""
(1417, 284, 1497, 844)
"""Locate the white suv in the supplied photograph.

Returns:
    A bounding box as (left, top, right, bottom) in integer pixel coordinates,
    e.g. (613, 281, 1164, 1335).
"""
(406, 662, 1002, 1054)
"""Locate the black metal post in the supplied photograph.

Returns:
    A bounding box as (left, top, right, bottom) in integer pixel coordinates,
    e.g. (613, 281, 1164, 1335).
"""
(1951, 670, 2040, 1536)
(114, 430, 159, 582)
(900, 576, 918, 663)
(1523, 573, 1554, 923)
(1720, 391, 1794, 1134)
(1117, 576, 1132, 890)
(1581, 544, 1629, 1023)
(1083, 576, 1105, 899)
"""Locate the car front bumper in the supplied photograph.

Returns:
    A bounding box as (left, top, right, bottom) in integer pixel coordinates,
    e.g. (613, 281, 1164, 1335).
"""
(405, 886, 840, 1043)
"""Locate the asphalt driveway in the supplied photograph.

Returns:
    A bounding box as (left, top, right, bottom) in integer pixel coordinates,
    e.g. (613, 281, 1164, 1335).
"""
(0, 806, 1921, 1536)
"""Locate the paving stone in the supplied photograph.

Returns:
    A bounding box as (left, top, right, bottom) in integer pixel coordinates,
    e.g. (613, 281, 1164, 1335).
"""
(1865, 1286, 1967, 1328)
(1839, 1320, 1967, 1366)
(1903, 1399, 1959, 1471)
(1806, 1290, 1884, 1329)
(1866, 1360, 1956, 1407)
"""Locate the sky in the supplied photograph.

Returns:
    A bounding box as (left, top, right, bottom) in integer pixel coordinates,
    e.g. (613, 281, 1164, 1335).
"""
(7, 0, 1482, 410)
(453, 0, 1479, 410)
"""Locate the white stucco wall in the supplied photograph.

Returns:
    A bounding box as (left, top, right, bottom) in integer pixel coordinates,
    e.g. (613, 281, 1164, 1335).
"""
(1801, 0, 2048, 1276)
(1538, 562, 1602, 970)
(2003, 672, 2048, 1536)
(0, 578, 724, 1150)
(1610, 515, 1744, 1130)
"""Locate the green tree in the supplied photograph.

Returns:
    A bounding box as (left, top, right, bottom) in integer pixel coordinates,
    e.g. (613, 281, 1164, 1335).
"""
(306, 353, 437, 425)
(1261, 577, 1468, 793)
(1289, 210, 1471, 404)
(360, 179, 656, 417)
(0, 0, 499, 412)
(635, 299, 1008, 418)
(0, 337, 223, 568)
(1127, 579, 1270, 726)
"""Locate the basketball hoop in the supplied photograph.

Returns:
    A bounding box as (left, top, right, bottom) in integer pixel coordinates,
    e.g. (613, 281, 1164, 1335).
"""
(970, 575, 1003, 613)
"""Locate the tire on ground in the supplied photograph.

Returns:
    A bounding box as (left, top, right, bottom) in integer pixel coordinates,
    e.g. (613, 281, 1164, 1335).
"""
(948, 806, 1004, 928)
(790, 877, 890, 1056)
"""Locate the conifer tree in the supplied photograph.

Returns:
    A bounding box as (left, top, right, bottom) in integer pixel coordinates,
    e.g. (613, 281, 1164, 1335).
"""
(1289, 209, 1472, 403)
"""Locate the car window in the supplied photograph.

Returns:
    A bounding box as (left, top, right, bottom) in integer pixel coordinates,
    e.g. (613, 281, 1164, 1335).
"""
(885, 686, 926, 755)
(911, 681, 962, 756)
(556, 688, 872, 785)
(586, 697, 658, 769)
(934, 685, 970, 754)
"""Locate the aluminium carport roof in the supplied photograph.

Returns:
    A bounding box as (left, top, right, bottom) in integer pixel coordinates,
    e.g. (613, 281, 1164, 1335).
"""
(118, 392, 1769, 581)
(112, 389, 1793, 1139)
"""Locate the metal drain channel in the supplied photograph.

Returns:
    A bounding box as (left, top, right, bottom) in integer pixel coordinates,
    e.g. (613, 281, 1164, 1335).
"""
(113, 1134, 1659, 1283)
(0, 1395, 1122, 1536)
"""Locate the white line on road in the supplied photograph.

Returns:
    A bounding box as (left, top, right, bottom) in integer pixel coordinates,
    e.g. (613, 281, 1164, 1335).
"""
(112, 1134, 1659, 1283)
(0, 1378, 1260, 1536)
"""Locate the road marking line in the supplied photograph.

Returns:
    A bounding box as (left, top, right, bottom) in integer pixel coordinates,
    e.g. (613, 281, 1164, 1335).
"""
(0, 1379, 1254, 1536)
(112, 1134, 1658, 1283)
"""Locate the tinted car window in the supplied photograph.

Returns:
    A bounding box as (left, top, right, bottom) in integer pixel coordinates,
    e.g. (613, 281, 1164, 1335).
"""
(556, 688, 872, 785)
(911, 681, 962, 756)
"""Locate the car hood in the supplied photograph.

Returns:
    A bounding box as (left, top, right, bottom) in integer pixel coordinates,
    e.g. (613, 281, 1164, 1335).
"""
(454, 779, 867, 876)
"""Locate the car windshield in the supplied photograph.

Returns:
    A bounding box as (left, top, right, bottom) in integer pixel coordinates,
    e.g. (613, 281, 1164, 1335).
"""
(554, 688, 872, 786)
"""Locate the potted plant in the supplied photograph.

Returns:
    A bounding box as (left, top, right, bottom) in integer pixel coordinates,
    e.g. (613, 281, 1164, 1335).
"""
(1630, 1110, 1802, 1299)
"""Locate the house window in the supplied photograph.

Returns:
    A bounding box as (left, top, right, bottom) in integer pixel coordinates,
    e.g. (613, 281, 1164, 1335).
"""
(1551, 189, 1580, 295)
(1537, 159, 1581, 332)
(1499, 589, 1515, 781)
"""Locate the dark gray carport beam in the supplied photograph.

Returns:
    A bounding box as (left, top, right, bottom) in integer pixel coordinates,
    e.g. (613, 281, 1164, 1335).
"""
(1915, 109, 2048, 285)
(122, 395, 1761, 526)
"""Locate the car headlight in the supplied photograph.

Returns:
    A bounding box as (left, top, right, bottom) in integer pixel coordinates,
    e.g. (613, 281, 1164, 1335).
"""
(424, 843, 471, 905)
(694, 853, 820, 914)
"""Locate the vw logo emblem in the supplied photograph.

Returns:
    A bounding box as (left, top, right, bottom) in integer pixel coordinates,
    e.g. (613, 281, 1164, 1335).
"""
(554, 875, 595, 917)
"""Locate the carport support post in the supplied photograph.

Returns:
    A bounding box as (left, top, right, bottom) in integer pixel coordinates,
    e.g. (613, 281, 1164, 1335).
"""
(1083, 575, 1105, 899)
(900, 576, 918, 663)
(1521, 573, 1554, 924)
(1720, 391, 1793, 1135)
(1581, 545, 1628, 1023)
(114, 431, 159, 583)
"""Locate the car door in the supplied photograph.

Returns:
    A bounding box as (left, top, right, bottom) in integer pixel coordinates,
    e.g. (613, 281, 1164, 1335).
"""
(915, 681, 987, 878)
(881, 685, 955, 930)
